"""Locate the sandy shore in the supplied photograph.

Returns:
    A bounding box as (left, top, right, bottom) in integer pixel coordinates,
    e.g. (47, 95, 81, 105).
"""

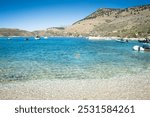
(0, 74, 150, 100)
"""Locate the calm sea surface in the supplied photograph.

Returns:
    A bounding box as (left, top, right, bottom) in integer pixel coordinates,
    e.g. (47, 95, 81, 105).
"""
(0, 37, 150, 82)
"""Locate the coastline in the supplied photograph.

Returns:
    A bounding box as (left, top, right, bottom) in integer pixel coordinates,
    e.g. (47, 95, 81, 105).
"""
(0, 73, 150, 100)
(0, 36, 150, 100)
(0, 35, 146, 40)
(87, 36, 146, 41)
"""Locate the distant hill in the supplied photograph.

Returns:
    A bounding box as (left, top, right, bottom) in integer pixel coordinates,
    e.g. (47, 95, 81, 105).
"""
(0, 28, 33, 36)
(0, 4, 150, 38)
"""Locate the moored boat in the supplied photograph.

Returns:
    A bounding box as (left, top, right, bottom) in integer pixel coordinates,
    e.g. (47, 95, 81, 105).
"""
(7, 37, 11, 40)
(116, 39, 128, 43)
(44, 36, 48, 39)
(133, 45, 150, 51)
(35, 35, 40, 40)
(138, 38, 150, 43)
(25, 38, 29, 41)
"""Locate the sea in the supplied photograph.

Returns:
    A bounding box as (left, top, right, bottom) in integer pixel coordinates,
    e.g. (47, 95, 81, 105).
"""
(0, 37, 150, 82)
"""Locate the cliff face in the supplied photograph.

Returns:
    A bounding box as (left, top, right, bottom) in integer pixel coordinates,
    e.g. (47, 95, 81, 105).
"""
(0, 4, 150, 38)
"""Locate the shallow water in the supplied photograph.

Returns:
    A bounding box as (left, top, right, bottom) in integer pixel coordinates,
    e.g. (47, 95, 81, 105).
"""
(0, 37, 150, 82)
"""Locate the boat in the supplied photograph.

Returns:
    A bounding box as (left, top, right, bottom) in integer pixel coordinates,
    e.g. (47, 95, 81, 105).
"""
(7, 37, 11, 40)
(116, 39, 128, 43)
(44, 36, 48, 39)
(25, 38, 29, 41)
(138, 38, 150, 43)
(35, 36, 40, 40)
(133, 45, 150, 51)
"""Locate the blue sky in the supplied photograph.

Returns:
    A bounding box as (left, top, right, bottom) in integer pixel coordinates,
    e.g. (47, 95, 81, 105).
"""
(0, 0, 150, 31)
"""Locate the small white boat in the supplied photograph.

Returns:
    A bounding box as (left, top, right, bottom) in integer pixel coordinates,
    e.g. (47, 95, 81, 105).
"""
(44, 36, 48, 39)
(35, 36, 40, 40)
(133, 45, 144, 51)
(133, 45, 150, 51)
(116, 39, 128, 43)
(25, 38, 29, 41)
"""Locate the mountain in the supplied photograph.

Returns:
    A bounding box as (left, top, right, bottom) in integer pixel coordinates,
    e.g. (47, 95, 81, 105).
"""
(0, 4, 150, 38)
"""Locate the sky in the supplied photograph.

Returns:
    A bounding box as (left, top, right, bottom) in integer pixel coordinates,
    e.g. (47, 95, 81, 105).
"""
(0, 0, 150, 31)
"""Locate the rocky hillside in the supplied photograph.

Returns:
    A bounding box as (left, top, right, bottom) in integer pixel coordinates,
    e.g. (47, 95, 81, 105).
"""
(0, 4, 150, 38)
(65, 4, 150, 38)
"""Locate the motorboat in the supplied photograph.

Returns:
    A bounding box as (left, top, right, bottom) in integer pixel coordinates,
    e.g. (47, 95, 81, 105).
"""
(116, 39, 128, 43)
(7, 37, 11, 40)
(25, 38, 29, 41)
(44, 36, 48, 39)
(35, 35, 40, 40)
(138, 38, 150, 43)
(133, 44, 150, 51)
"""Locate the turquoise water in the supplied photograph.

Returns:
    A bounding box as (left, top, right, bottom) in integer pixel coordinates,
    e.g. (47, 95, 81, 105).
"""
(0, 37, 150, 82)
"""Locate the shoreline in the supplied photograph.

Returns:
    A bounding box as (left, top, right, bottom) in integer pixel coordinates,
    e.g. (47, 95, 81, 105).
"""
(0, 36, 147, 41)
(0, 74, 150, 100)
(87, 36, 146, 40)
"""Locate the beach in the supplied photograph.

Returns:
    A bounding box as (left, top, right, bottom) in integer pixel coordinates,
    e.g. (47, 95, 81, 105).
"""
(0, 37, 150, 100)
(0, 73, 150, 100)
